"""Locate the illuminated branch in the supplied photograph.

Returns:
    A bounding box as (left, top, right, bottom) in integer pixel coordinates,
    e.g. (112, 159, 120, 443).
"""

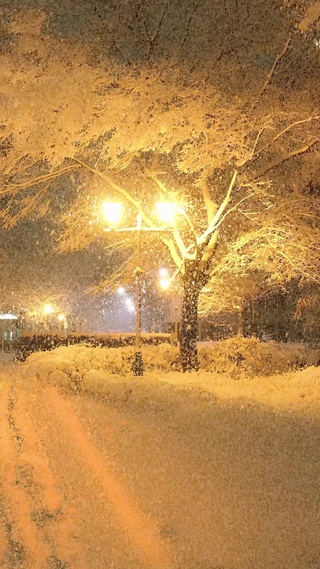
(172, 227, 187, 258)
(197, 170, 238, 246)
(272, 116, 320, 143)
(141, 167, 194, 255)
(200, 169, 217, 224)
(255, 138, 319, 179)
(266, 237, 318, 282)
(0, 164, 79, 194)
(245, 115, 320, 167)
(247, 119, 274, 161)
(73, 158, 155, 228)
(160, 235, 183, 272)
(199, 230, 218, 269)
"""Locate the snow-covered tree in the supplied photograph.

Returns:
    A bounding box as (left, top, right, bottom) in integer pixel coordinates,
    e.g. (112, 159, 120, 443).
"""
(0, 1, 319, 370)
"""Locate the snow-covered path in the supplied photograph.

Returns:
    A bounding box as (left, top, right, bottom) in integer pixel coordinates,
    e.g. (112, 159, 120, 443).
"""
(1, 361, 320, 568)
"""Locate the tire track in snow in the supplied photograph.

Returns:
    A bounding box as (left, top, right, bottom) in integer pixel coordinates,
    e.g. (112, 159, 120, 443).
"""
(0, 379, 51, 568)
(13, 385, 83, 568)
(47, 384, 174, 569)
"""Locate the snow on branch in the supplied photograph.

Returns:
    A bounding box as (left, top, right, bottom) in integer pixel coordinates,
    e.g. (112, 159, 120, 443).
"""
(197, 170, 238, 247)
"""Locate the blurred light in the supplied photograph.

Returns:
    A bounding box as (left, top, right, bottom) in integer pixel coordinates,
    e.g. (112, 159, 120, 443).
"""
(57, 314, 65, 321)
(125, 297, 135, 312)
(160, 277, 170, 291)
(0, 313, 18, 320)
(102, 201, 122, 225)
(117, 286, 125, 295)
(156, 202, 176, 225)
(43, 304, 53, 315)
(159, 267, 169, 278)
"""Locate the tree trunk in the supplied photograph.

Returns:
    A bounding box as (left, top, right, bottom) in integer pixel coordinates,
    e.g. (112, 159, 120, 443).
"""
(180, 270, 201, 372)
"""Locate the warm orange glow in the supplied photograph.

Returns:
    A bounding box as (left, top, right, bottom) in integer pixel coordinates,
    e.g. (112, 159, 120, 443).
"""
(159, 267, 169, 278)
(57, 313, 65, 321)
(156, 202, 176, 225)
(160, 277, 170, 290)
(43, 303, 53, 315)
(102, 201, 122, 225)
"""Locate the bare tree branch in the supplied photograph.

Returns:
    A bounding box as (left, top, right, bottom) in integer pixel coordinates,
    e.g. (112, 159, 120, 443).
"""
(0, 164, 79, 195)
(200, 168, 217, 224)
(273, 115, 320, 143)
(255, 34, 292, 104)
(180, 1, 199, 49)
(254, 138, 319, 179)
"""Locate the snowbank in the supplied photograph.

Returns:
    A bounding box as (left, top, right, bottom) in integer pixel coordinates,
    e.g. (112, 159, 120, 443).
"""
(22, 338, 320, 415)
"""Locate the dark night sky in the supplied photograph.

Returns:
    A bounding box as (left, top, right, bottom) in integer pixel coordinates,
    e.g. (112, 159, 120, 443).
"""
(0, 217, 106, 315)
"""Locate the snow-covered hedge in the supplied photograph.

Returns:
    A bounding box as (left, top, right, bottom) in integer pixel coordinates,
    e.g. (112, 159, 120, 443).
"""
(15, 332, 171, 362)
(198, 337, 320, 378)
(22, 337, 320, 387)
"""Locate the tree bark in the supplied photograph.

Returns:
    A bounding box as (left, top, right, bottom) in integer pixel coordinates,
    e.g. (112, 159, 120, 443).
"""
(179, 263, 202, 372)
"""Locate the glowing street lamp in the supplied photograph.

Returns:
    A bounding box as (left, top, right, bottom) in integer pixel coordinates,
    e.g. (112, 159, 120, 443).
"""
(102, 199, 176, 376)
(125, 297, 135, 310)
(43, 303, 53, 315)
(160, 277, 170, 291)
(156, 202, 176, 225)
(102, 201, 122, 226)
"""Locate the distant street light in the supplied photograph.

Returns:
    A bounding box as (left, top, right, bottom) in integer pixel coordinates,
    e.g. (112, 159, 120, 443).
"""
(125, 297, 135, 310)
(102, 201, 175, 375)
(43, 303, 53, 315)
(159, 277, 170, 291)
(57, 313, 68, 335)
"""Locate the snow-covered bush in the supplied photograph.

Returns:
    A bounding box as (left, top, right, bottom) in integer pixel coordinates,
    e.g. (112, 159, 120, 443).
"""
(23, 338, 319, 388)
(198, 337, 319, 378)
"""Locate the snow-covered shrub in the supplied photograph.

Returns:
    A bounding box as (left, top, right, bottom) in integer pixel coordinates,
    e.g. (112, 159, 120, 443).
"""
(23, 338, 319, 387)
(198, 337, 319, 377)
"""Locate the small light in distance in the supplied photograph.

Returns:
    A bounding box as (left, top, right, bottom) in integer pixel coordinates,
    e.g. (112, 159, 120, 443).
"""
(125, 297, 135, 312)
(57, 314, 65, 321)
(159, 267, 169, 278)
(43, 304, 53, 315)
(117, 286, 125, 295)
(160, 278, 170, 291)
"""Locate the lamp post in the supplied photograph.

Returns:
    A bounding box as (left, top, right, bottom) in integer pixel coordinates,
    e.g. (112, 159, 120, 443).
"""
(132, 211, 143, 375)
(102, 201, 175, 376)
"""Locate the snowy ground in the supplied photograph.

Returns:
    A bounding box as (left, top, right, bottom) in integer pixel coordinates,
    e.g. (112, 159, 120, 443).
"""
(1, 339, 320, 568)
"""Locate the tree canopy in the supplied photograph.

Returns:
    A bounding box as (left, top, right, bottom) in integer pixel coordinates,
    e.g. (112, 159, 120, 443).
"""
(0, 0, 319, 310)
